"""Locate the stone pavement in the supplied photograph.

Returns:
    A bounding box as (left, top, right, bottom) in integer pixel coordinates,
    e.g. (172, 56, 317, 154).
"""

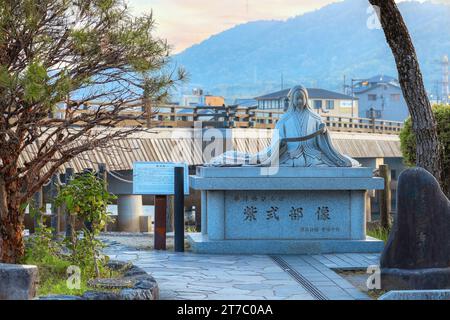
(104, 241, 380, 300)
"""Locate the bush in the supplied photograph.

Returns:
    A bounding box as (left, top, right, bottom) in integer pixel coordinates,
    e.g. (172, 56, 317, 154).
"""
(23, 223, 107, 297)
(399, 104, 450, 196)
(55, 172, 116, 278)
(23, 173, 118, 296)
(23, 221, 80, 296)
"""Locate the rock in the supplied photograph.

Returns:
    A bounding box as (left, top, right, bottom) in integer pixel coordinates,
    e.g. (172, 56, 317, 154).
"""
(119, 274, 159, 300)
(38, 295, 83, 300)
(381, 167, 450, 290)
(84, 265, 158, 300)
(120, 289, 155, 300)
(134, 277, 158, 290)
(88, 278, 136, 290)
(106, 260, 133, 272)
(123, 265, 147, 277)
(0, 263, 38, 300)
(82, 291, 120, 300)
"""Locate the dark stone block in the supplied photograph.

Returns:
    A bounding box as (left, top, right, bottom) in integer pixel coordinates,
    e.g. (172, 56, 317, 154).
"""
(82, 291, 121, 300)
(381, 167, 450, 290)
(382, 268, 450, 290)
(106, 260, 133, 272)
(0, 264, 38, 300)
(123, 265, 147, 277)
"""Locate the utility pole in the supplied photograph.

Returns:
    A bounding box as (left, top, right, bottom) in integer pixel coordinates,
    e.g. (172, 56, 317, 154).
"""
(343, 75, 347, 94)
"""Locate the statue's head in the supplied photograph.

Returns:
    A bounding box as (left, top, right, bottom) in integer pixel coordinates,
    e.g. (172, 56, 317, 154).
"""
(287, 85, 308, 112)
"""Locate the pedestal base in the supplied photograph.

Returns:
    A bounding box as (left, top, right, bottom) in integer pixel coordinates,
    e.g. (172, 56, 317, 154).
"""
(188, 233, 384, 255)
(191, 167, 384, 255)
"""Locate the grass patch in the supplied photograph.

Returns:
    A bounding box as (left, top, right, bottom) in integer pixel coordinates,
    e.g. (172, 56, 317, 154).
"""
(24, 252, 122, 297)
(367, 227, 391, 243)
(337, 270, 387, 300)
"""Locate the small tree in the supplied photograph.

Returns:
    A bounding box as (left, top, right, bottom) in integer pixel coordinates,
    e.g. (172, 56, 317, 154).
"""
(400, 105, 450, 198)
(0, 0, 185, 263)
(55, 172, 115, 277)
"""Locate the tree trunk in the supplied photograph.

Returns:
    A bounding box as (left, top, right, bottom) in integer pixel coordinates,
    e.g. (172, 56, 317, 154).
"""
(368, 0, 443, 185)
(0, 179, 25, 264)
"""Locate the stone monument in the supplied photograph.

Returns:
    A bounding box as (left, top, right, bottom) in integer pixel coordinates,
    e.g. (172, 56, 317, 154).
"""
(189, 86, 385, 254)
(381, 167, 450, 290)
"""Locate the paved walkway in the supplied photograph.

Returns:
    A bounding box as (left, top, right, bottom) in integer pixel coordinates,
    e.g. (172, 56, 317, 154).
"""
(104, 240, 380, 300)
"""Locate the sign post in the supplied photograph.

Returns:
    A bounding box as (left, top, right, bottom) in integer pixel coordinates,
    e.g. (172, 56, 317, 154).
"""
(174, 166, 185, 252)
(154, 195, 167, 250)
(133, 162, 189, 251)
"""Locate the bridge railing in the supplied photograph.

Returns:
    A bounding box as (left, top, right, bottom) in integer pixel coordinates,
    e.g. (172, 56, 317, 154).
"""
(54, 102, 405, 135)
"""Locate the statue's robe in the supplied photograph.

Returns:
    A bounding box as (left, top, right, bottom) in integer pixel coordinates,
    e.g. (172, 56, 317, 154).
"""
(207, 106, 357, 168)
(275, 108, 355, 167)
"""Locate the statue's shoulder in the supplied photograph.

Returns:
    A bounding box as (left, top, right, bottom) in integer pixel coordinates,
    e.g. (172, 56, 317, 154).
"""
(275, 115, 288, 128)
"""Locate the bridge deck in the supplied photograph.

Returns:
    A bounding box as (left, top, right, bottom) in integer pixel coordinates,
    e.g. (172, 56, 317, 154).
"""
(20, 128, 401, 173)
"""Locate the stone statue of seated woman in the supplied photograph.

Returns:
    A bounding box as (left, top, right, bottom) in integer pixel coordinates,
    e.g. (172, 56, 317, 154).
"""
(207, 85, 359, 168)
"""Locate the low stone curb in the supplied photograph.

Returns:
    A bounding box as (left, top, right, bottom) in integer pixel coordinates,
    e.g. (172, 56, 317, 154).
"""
(39, 261, 159, 301)
(379, 290, 450, 300)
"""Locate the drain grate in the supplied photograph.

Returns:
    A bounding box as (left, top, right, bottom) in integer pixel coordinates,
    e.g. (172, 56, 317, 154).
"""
(270, 256, 329, 301)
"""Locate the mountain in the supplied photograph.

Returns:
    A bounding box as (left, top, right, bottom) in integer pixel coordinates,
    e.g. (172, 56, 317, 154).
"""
(173, 0, 450, 100)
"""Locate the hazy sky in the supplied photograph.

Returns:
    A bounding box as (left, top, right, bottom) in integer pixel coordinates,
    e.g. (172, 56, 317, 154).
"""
(128, 0, 445, 53)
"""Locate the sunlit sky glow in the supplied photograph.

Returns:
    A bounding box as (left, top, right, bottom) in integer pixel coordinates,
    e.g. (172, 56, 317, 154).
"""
(128, 0, 443, 53)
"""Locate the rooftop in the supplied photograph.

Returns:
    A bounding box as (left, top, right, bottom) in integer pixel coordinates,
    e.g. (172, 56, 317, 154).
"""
(353, 75, 401, 94)
(255, 88, 356, 101)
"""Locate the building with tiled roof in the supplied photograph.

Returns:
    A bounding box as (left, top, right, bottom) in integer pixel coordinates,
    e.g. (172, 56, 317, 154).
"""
(254, 87, 358, 118)
(353, 75, 409, 122)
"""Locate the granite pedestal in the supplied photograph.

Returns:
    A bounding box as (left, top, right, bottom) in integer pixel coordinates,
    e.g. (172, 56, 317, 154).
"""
(189, 167, 385, 254)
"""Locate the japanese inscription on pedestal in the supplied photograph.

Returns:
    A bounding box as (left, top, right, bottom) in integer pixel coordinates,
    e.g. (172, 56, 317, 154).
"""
(235, 194, 341, 234)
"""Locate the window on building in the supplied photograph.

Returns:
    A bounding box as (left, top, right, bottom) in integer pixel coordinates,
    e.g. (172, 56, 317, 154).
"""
(368, 94, 377, 101)
(390, 94, 401, 102)
(313, 100, 322, 110)
(366, 109, 382, 119)
(326, 100, 335, 110)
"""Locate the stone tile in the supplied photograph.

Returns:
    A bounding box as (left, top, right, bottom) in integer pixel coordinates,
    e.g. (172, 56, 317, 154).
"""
(215, 288, 252, 295)
(286, 294, 316, 300)
(177, 294, 209, 300)
(247, 289, 276, 297)
(314, 286, 353, 300)
(233, 284, 274, 291)
(273, 285, 310, 297)
(207, 294, 262, 301)
(262, 272, 293, 280)
(104, 241, 380, 301)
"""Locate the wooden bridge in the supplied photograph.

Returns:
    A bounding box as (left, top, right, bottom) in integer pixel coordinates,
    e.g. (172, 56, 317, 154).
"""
(55, 102, 405, 135)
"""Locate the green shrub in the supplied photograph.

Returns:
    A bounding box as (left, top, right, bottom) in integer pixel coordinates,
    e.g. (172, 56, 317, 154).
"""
(23, 222, 80, 296)
(24, 179, 118, 297)
(399, 104, 450, 196)
(55, 172, 116, 278)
